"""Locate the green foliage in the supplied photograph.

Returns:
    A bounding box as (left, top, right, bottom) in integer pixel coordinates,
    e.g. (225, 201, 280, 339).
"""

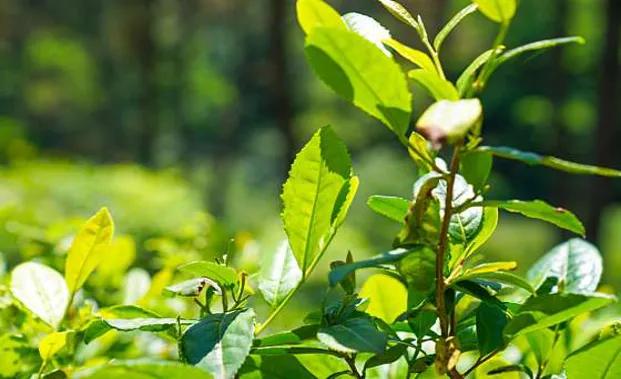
(2, 0, 619, 378)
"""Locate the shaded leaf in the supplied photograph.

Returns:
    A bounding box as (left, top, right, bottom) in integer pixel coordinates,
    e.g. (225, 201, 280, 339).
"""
(477, 145, 621, 178)
(434, 4, 478, 51)
(239, 355, 315, 379)
(182, 309, 255, 379)
(398, 246, 436, 292)
(476, 303, 508, 355)
(318, 316, 387, 354)
(481, 200, 584, 236)
(65, 207, 114, 294)
(461, 151, 492, 192)
(10, 262, 69, 329)
(458, 271, 535, 294)
(488, 364, 533, 378)
(328, 248, 414, 287)
(456, 49, 495, 96)
(252, 325, 319, 348)
(259, 240, 302, 306)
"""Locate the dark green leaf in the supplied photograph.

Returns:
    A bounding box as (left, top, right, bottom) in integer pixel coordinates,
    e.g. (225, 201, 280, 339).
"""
(488, 365, 534, 378)
(477, 146, 621, 178)
(481, 200, 584, 236)
(367, 195, 410, 224)
(452, 280, 503, 307)
(252, 325, 319, 348)
(461, 151, 493, 192)
(182, 309, 255, 379)
(527, 238, 602, 294)
(318, 316, 387, 354)
(457, 271, 535, 294)
(364, 344, 407, 373)
(476, 303, 508, 355)
(328, 247, 413, 287)
(239, 355, 315, 379)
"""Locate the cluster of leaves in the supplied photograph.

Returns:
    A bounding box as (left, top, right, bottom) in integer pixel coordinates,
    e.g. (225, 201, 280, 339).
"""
(1, 0, 621, 378)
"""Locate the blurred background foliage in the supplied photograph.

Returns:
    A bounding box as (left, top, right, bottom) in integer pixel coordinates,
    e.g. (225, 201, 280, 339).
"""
(0, 0, 620, 335)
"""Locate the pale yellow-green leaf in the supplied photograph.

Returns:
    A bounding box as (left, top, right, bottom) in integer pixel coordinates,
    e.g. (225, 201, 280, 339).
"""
(384, 38, 436, 74)
(359, 274, 407, 323)
(297, 0, 346, 35)
(39, 331, 70, 361)
(10, 262, 69, 329)
(408, 131, 433, 173)
(97, 235, 135, 280)
(376, 0, 420, 31)
(463, 261, 517, 276)
(65, 207, 114, 294)
(473, 0, 517, 23)
(282, 126, 354, 274)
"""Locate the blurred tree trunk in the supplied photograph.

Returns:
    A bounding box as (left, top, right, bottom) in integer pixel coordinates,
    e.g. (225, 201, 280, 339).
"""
(587, 0, 621, 241)
(268, 0, 296, 172)
(549, 0, 570, 215)
(136, 0, 157, 166)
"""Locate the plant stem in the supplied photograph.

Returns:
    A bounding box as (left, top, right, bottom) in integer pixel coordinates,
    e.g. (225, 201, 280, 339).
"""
(255, 279, 302, 335)
(345, 354, 363, 379)
(462, 349, 501, 377)
(435, 141, 463, 339)
(467, 21, 510, 97)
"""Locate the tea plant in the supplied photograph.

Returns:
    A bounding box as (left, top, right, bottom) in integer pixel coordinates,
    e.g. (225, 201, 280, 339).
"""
(2, 0, 621, 378)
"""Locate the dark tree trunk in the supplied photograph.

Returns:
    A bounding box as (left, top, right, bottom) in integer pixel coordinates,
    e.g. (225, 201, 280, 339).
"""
(268, 0, 296, 173)
(587, 0, 621, 241)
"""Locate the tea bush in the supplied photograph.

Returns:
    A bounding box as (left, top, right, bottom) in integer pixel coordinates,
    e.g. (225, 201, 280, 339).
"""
(1, 1, 620, 378)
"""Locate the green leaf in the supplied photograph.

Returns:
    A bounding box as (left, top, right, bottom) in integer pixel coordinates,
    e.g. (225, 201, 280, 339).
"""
(252, 324, 319, 348)
(565, 335, 621, 378)
(384, 39, 436, 73)
(453, 280, 503, 307)
(178, 261, 238, 288)
(476, 303, 508, 355)
(488, 365, 534, 378)
(376, 0, 420, 31)
(0, 335, 38, 377)
(305, 27, 412, 138)
(318, 316, 387, 354)
(473, 0, 517, 23)
(434, 4, 478, 51)
(328, 248, 414, 287)
(39, 331, 70, 361)
(457, 268, 535, 294)
(408, 131, 434, 173)
(408, 69, 459, 101)
(504, 293, 615, 339)
(282, 127, 354, 274)
(398, 246, 436, 292)
(10, 262, 69, 329)
(342, 13, 392, 56)
(497, 36, 586, 66)
(239, 355, 315, 379)
(527, 238, 602, 294)
(330, 251, 356, 294)
(65, 207, 114, 295)
(164, 278, 221, 297)
(457, 207, 498, 265)
(359, 274, 407, 323)
(456, 49, 495, 96)
(476, 146, 621, 178)
(461, 151, 493, 192)
(416, 99, 483, 145)
(414, 172, 484, 244)
(296, 0, 346, 35)
(103, 318, 194, 332)
(83, 305, 163, 343)
(364, 344, 408, 373)
(481, 200, 585, 236)
(259, 240, 302, 307)
(397, 175, 442, 246)
(72, 360, 214, 379)
(367, 195, 409, 224)
(182, 309, 255, 379)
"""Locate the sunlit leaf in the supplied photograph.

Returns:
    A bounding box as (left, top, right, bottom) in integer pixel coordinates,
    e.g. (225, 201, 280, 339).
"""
(178, 261, 237, 288)
(527, 238, 602, 294)
(182, 309, 255, 379)
(259, 240, 302, 307)
(305, 28, 412, 138)
(497, 36, 586, 66)
(296, 0, 346, 35)
(376, 0, 420, 31)
(434, 4, 478, 51)
(473, 0, 517, 23)
(282, 126, 355, 274)
(481, 200, 584, 236)
(384, 39, 436, 73)
(342, 13, 392, 56)
(10, 262, 69, 329)
(408, 69, 459, 101)
(164, 277, 221, 298)
(65, 207, 114, 294)
(367, 195, 409, 224)
(416, 99, 482, 145)
(39, 331, 70, 361)
(72, 360, 214, 379)
(252, 324, 319, 348)
(359, 274, 407, 323)
(565, 334, 621, 378)
(461, 150, 492, 192)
